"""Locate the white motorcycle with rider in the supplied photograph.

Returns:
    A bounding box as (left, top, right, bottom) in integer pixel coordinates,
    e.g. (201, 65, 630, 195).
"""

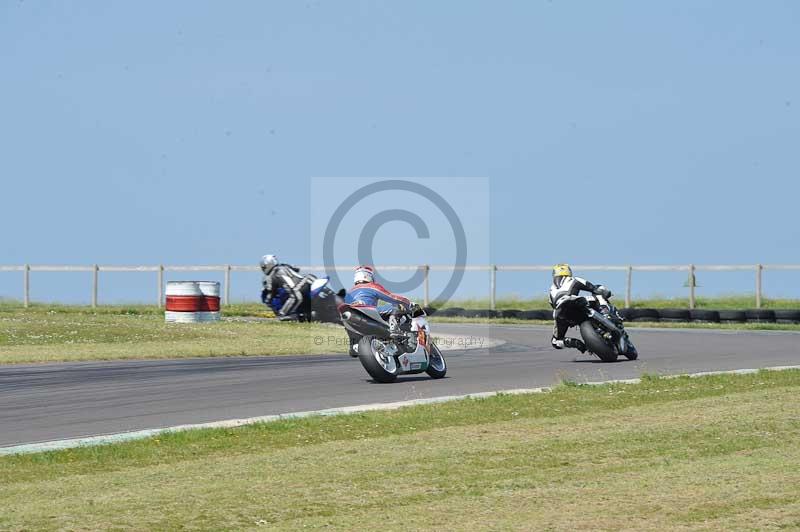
(338, 266, 447, 383)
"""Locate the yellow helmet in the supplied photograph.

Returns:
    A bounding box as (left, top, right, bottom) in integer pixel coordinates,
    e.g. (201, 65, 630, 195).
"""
(552, 263, 573, 279)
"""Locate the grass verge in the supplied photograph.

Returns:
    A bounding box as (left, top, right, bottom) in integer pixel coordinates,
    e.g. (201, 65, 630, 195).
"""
(2, 370, 799, 530)
(0, 304, 345, 364)
(2, 302, 799, 365)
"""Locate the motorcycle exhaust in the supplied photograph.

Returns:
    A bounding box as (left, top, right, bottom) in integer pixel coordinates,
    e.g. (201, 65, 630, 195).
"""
(588, 309, 623, 337)
(341, 309, 391, 337)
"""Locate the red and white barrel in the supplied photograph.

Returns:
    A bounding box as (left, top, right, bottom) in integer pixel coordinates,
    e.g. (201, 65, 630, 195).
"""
(165, 281, 221, 323)
(197, 281, 221, 321)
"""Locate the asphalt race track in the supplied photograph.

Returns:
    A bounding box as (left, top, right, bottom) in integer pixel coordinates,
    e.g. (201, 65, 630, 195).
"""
(1, 324, 799, 448)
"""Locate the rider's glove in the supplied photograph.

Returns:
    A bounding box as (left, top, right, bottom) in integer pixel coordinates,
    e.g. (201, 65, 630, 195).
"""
(261, 289, 271, 304)
(597, 286, 612, 299)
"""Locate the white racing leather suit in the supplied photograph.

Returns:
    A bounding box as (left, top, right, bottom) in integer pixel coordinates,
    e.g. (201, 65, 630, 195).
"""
(262, 264, 315, 318)
(549, 276, 611, 351)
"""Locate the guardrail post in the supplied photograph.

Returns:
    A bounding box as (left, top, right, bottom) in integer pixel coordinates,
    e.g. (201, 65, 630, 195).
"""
(423, 265, 430, 307)
(625, 266, 632, 308)
(755, 264, 763, 309)
(23, 264, 30, 308)
(224, 264, 231, 306)
(689, 264, 696, 310)
(490, 265, 497, 311)
(91, 264, 99, 308)
(157, 265, 164, 308)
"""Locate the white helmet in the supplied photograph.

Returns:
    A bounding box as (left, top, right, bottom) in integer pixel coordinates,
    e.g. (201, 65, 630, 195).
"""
(354, 265, 374, 285)
(260, 254, 278, 272)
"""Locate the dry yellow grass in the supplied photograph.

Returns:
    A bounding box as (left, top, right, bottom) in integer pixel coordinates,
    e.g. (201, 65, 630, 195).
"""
(0, 309, 346, 363)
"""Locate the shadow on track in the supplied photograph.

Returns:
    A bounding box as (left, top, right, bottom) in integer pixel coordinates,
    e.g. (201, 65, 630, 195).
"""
(364, 376, 451, 384)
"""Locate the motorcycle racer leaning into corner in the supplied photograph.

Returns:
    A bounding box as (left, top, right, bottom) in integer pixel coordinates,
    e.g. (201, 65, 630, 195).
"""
(549, 263, 614, 353)
(343, 265, 417, 355)
(260, 254, 315, 320)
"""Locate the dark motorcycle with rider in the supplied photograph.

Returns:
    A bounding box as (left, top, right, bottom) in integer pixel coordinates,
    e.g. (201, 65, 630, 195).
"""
(549, 264, 638, 362)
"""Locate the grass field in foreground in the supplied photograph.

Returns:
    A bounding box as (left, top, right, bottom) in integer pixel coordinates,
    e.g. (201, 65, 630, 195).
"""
(0, 304, 346, 364)
(2, 370, 799, 530)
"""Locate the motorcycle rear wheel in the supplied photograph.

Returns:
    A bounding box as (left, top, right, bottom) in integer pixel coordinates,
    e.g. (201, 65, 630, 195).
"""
(358, 336, 399, 383)
(579, 321, 618, 362)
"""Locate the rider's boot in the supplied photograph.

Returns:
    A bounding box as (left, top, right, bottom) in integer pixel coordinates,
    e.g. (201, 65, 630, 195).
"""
(564, 337, 587, 353)
(388, 314, 406, 339)
(347, 331, 360, 357)
(278, 313, 300, 322)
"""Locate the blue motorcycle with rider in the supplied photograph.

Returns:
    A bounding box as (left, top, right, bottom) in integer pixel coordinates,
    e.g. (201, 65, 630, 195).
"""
(260, 254, 344, 323)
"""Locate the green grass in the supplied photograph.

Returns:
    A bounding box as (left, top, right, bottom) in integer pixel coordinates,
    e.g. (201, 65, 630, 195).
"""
(2, 301, 799, 365)
(436, 295, 800, 310)
(2, 370, 800, 530)
(0, 303, 345, 364)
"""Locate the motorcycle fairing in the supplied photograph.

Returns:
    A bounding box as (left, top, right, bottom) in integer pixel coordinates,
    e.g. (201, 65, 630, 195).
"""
(309, 277, 329, 298)
(397, 349, 429, 372)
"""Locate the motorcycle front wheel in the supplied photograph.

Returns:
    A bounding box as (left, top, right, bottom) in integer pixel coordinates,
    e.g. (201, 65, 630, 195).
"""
(623, 341, 639, 361)
(425, 342, 447, 379)
(357, 336, 399, 383)
(579, 321, 618, 362)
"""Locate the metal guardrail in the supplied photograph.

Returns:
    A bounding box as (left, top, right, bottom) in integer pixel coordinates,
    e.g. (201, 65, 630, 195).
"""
(2, 264, 799, 310)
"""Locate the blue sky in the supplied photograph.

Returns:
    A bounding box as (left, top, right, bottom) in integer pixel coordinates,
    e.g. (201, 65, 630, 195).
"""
(1, 1, 798, 302)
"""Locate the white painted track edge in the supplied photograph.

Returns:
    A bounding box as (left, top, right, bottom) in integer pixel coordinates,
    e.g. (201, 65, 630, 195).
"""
(2, 365, 798, 456)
